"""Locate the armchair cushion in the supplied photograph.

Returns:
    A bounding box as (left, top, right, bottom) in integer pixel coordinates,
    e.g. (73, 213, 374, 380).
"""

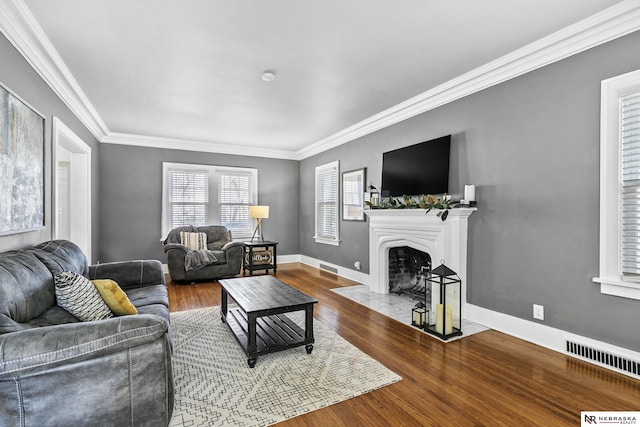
(54, 271, 113, 322)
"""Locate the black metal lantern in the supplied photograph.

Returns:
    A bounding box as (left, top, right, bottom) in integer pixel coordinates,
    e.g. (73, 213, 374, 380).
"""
(367, 184, 380, 206)
(424, 262, 462, 340)
(411, 301, 427, 328)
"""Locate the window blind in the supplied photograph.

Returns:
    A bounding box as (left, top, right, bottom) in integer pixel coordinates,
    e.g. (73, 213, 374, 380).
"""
(621, 93, 640, 276)
(169, 169, 208, 228)
(316, 163, 338, 240)
(218, 172, 253, 236)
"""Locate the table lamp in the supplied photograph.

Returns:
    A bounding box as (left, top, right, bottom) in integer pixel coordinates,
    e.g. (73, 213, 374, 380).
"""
(249, 205, 269, 242)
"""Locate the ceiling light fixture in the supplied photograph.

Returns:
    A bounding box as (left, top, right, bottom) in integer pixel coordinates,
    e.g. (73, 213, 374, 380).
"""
(261, 71, 276, 82)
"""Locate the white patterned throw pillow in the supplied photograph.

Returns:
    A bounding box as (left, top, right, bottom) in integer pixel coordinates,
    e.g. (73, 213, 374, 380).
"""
(180, 231, 208, 250)
(54, 271, 113, 321)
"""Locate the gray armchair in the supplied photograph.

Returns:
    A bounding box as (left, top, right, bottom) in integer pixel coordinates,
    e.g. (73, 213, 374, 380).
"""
(163, 225, 244, 282)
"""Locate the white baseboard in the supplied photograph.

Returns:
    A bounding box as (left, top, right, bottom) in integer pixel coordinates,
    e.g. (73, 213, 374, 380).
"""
(466, 303, 640, 377)
(297, 255, 371, 285)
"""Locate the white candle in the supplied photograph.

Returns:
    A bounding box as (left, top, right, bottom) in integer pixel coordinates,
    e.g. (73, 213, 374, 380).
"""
(435, 304, 453, 335)
(464, 185, 476, 202)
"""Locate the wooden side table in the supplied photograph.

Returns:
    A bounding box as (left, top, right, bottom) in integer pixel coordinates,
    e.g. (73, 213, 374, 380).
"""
(243, 241, 278, 275)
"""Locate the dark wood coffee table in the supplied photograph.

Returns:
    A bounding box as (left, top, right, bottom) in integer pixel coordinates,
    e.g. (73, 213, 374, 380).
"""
(219, 275, 318, 368)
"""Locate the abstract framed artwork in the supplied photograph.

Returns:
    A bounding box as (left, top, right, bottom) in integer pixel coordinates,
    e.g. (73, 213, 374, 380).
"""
(0, 81, 45, 235)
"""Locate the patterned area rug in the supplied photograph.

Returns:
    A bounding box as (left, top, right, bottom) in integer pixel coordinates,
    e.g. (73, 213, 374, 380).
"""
(169, 306, 401, 426)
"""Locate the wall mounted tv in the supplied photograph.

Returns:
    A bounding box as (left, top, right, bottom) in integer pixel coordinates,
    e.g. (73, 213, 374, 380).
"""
(381, 135, 451, 197)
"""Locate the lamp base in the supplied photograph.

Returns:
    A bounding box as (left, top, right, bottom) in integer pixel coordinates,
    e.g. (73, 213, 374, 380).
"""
(250, 219, 264, 242)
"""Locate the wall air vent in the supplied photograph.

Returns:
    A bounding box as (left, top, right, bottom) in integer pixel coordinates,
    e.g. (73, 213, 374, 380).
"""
(319, 264, 338, 274)
(566, 340, 640, 380)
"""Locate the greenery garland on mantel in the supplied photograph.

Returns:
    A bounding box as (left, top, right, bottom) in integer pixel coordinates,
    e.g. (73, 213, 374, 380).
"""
(365, 194, 455, 221)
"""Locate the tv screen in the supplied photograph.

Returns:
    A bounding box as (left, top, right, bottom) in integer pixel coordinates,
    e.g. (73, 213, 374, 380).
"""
(381, 135, 451, 197)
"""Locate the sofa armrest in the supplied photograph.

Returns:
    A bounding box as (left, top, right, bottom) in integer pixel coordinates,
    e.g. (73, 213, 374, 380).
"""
(0, 314, 167, 377)
(88, 259, 165, 290)
(0, 315, 174, 425)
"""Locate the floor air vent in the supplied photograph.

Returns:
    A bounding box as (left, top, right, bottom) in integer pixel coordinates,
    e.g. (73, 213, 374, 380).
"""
(566, 340, 640, 379)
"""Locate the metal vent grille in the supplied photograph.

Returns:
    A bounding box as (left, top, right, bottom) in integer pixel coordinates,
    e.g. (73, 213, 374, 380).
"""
(319, 264, 338, 274)
(566, 340, 640, 379)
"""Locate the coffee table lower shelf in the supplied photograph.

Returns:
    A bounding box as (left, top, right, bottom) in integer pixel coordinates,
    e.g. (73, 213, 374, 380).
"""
(223, 307, 313, 368)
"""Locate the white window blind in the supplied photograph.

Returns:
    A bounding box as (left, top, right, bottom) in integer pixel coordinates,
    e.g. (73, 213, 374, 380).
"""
(218, 171, 253, 237)
(315, 161, 339, 245)
(162, 163, 258, 240)
(621, 93, 640, 276)
(169, 169, 208, 228)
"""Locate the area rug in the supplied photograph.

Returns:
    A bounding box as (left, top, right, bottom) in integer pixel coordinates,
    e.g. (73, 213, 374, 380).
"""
(169, 306, 401, 426)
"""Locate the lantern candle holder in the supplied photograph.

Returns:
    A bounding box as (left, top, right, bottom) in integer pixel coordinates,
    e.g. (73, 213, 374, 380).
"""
(423, 262, 462, 340)
(411, 301, 427, 328)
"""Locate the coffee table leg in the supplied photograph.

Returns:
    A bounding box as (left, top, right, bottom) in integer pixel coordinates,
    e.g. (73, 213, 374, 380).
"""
(221, 289, 228, 322)
(305, 304, 314, 353)
(247, 313, 257, 367)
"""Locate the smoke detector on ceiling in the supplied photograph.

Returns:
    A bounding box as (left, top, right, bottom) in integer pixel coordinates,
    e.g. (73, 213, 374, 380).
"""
(261, 71, 276, 82)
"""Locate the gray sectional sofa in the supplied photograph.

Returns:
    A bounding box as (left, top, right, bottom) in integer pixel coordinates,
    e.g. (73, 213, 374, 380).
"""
(0, 240, 174, 426)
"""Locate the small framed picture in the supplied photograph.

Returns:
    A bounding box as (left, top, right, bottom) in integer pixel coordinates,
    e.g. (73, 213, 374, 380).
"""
(342, 168, 366, 221)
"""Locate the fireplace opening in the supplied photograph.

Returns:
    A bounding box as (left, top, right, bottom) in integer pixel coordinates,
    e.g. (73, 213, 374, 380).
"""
(388, 246, 431, 300)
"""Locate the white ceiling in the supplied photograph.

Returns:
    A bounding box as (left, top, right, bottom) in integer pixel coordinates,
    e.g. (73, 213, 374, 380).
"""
(9, 0, 637, 158)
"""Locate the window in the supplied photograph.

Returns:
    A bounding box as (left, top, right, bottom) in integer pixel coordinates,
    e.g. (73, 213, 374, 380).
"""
(162, 163, 257, 240)
(314, 160, 340, 245)
(218, 172, 253, 237)
(595, 69, 640, 300)
(168, 169, 208, 228)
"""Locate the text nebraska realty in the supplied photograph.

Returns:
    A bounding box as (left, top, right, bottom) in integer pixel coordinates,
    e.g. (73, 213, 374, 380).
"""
(585, 415, 637, 425)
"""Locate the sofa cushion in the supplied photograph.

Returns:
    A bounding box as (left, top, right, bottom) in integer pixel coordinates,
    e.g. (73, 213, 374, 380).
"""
(92, 279, 138, 316)
(54, 272, 113, 321)
(125, 285, 169, 309)
(0, 251, 56, 333)
(30, 240, 88, 275)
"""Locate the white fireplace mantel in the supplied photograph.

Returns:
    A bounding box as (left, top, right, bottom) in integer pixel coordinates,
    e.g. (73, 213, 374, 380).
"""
(364, 208, 476, 317)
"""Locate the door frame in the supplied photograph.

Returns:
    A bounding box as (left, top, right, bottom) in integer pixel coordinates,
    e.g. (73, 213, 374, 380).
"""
(52, 117, 92, 263)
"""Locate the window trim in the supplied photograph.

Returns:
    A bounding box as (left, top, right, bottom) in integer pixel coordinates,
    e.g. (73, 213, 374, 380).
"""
(314, 160, 340, 246)
(594, 68, 640, 300)
(161, 162, 258, 240)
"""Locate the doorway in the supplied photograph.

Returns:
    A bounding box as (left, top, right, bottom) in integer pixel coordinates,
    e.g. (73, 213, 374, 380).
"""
(53, 117, 92, 263)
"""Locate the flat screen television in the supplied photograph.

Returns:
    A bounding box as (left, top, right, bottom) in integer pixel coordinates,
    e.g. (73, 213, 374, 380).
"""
(381, 135, 451, 197)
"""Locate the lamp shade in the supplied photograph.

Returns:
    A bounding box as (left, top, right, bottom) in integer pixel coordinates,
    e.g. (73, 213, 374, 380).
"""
(249, 205, 269, 219)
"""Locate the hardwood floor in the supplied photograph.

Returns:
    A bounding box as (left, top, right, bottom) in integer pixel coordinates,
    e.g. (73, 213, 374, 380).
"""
(168, 263, 640, 426)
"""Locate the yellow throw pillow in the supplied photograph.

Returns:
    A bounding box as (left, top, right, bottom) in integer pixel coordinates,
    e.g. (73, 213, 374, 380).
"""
(91, 279, 138, 316)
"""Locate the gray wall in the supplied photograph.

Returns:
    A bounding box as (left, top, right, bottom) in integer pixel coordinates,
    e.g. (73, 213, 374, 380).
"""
(0, 33, 101, 257)
(98, 144, 299, 263)
(300, 31, 640, 352)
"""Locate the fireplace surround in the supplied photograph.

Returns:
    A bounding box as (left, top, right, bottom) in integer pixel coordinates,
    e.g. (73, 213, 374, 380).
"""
(364, 208, 476, 318)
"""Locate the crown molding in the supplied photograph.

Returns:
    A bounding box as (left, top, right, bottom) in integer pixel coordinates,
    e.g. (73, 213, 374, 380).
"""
(1, 0, 639, 160)
(101, 132, 299, 160)
(0, 0, 109, 140)
(295, 0, 640, 160)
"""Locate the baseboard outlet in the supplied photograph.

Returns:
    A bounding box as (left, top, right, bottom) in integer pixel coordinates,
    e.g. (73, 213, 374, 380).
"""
(466, 303, 640, 380)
